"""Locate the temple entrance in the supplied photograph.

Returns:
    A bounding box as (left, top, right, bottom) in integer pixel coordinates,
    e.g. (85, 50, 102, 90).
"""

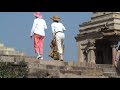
(95, 39, 112, 64)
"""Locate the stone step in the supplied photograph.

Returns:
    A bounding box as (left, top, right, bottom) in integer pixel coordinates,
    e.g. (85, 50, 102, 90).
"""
(96, 64, 113, 68)
(28, 62, 104, 76)
(61, 75, 108, 78)
(103, 72, 118, 77)
(28, 68, 104, 78)
(59, 74, 108, 78)
(28, 63, 100, 70)
(69, 62, 97, 68)
(28, 67, 118, 78)
(102, 68, 116, 72)
(24, 57, 66, 66)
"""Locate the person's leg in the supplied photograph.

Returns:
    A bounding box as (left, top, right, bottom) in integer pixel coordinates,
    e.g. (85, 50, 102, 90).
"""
(60, 39, 64, 60)
(60, 33, 65, 61)
(34, 34, 41, 59)
(56, 33, 64, 61)
(39, 35, 45, 59)
(56, 34, 62, 54)
(61, 39, 64, 54)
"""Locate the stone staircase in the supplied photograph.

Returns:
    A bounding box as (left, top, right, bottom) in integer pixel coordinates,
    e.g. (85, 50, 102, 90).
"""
(0, 54, 119, 78)
(26, 59, 120, 78)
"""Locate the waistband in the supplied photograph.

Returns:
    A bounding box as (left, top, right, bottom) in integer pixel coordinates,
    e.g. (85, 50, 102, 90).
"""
(55, 31, 63, 35)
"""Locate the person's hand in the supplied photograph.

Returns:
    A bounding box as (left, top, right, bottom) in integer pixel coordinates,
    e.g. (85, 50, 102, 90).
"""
(53, 35, 56, 39)
(30, 36, 32, 39)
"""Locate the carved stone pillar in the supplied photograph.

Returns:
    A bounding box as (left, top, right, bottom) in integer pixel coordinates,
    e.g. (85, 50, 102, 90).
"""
(111, 45, 117, 66)
(78, 45, 84, 63)
(87, 40, 96, 64)
(90, 49, 96, 64)
(88, 47, 96, 64)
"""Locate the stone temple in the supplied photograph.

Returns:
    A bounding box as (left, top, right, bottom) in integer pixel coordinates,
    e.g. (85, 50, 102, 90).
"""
(75, 12, 120, 65)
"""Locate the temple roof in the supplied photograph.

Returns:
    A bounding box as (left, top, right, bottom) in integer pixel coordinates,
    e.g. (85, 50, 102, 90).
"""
(75, 12, 120, 41)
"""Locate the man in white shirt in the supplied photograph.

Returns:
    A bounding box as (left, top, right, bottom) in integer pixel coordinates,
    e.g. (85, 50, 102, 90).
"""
(51, 16, 66, 61)
(30, 12, 47, 60)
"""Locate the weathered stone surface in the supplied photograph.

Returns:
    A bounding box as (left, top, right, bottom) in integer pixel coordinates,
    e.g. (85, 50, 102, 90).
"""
(39, 60, 65, 66)
(103, 72, 117, 77)
(0, 56, 14, 62)
(81, 69, 103, 76)
(0, 54, 119, 78)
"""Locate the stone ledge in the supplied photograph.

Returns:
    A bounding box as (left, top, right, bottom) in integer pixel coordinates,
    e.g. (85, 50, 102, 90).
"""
(103, 72, 117, 77)
(28, 69, 104, 78)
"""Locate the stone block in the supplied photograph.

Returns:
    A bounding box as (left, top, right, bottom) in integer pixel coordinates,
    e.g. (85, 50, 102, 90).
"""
(28, 63, 46, 70)
(96, 64, 113, 68)
(0, 56, 14, 62)
(58, 66, 65, 70)
(46, 65, 58, 70)
(28, 69, 50, 78)
(59, 73, 82, 78)
(14, 56, 25, 62)
(60, 70, 81, 75)
(81, 69, 103, 76)
(24, 56, 37, 63)
(65, 66, 73, 70)
(103, 68, 116, 72)
(39, 60, 65, 66)
(103, 72, 117, 77)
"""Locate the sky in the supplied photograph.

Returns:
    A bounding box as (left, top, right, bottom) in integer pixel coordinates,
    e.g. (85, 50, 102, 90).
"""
(0, 12, 93, 61)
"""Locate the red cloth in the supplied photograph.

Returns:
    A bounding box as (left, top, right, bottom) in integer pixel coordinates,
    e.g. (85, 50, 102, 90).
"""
(34, 34, 45, 54)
